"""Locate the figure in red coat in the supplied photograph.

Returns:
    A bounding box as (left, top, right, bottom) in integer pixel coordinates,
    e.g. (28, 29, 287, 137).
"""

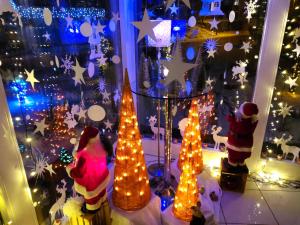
(226, 102, 259, 167)
(67, 127, 111, 215)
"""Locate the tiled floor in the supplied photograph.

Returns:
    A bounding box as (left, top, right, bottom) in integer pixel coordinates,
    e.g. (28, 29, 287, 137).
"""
(219, 179, 300, 225)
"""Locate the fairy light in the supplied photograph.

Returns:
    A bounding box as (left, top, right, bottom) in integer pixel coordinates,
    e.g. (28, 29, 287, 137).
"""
(112, 71, 150, 211)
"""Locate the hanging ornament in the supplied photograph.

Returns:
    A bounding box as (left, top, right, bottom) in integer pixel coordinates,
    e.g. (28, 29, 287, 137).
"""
(33, 118, 49, 136)
(166, 0, 191, 10)
(87, 105, 106, 122)
(72, 58, 86, 86)
(240, 41, 252, 53)
(188, 16, 196, 27)
(277, 103, 293, 119)
(244, 0, 259, 22)
(87, 62, 95, 78)
(284, 76, 298, 89)
(43, 8, 52, 26)
(25, 69, 39, 90)
(80, 22, 92, 37)
(229, 10, 235, 23)
(65, 15, 73, 28)
(112, 55, 121, 64)
(224, 42, 233, 52)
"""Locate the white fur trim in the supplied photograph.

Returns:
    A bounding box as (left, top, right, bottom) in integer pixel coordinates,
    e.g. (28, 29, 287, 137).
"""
(86, 193, 107, 211)
(74, 173, 110, 199)
(226, 142, 252, 152)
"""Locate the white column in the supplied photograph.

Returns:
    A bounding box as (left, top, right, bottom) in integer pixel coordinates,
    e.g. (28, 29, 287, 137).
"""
(249, 0, 299, 178)
(0, 79, 39, 225)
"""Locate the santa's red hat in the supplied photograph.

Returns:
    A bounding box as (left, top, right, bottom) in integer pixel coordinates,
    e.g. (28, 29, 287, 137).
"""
(77, 126, 99, 152)
(239, 102, 259, 122)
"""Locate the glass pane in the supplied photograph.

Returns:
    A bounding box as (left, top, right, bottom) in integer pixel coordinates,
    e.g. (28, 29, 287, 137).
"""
(262, 1, 300, 165)
(133, 0, 268, 150)
(0, 0, 122, 224)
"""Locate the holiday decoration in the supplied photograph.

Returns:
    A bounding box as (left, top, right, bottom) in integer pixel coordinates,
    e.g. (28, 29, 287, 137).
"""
(149, 115, 165, 139)
(205, 77, 214, 87)
(65, 15, 73, 28)
(162, 41, 198, 87)
(59, 147, 73, 164)
(188, 16, 196, 27)
(224, 42, 233, 52)
(80, 22, 93, 37)
(112, 55, 121, 64)
(166, 0, 191, 9)
(61, 55, 74, 74)
(207, 49, 216, 58)
(284, 76, 298, 89)
(104, 119, 113, 130)
(87, 62, 95, 78)
(240, 41, 252, 54)
(33, 118, 49, 136)
(112, 12, 120, 23)
(43, 8, 52, 26)
(45, 163, 56, 176)
(76, 107, 87, 121)
(95, 20, 106, 34)
(169, 4, 179, 15)
(226, 102, 259, 167)
(292, 44, 300, 57)
(112, 70, 151, 211)
(244, 0, 259, 22)
(229, 10, 235, 22)
(173, 160, 199, 221)
(178, 99, 203, 174)
(101, 89, 111, 104)
(275, 135, 300, 162)
(87, 105, 106, 122)
(43, 32, 51, 41)
(277, 102, 293, 119)
(72, 58, 86, 86)
(49, 180, 67, 222)
(25, 69, 39, 90)
(211, 125, 228, 150)
(97, 54, 108, 67)
(132, 9, 162, 42)
(67, 127, 110, 212)
(208, 17, 220, 30)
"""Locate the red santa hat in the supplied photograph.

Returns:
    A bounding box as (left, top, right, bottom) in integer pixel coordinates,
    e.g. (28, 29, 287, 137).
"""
(77, 126, 99, 152)
(239, 102, 259, 122)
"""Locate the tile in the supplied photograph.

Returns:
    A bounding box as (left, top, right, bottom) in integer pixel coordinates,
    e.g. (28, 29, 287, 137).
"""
(245, 179, 259, 190)
(262, 191, 300, 225)
(221, 190, 277, 225)
(257, 182, 300, 192)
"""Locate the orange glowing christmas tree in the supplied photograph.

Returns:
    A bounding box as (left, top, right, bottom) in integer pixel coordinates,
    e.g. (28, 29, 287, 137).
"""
(178, 99, 203, 174)
(112, 69, 151, 211)
(173, 159, 199, 221)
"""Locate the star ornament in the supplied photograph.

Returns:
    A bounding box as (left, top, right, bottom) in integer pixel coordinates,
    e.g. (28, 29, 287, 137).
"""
(277, 103, 292, 118)
(96, 21, 106, 34)
(162, 42, 198, 87)
(169, 4, 179, 14)
(205, 77, 214, 86)
(34, 118, 49, 136)
(43, 32, 51, 41)
(132, 9, 162, 42)
(240, 41, 252, 53)
(65, 15, 73, 28)
(101, 89, 111, 101)
(166, 0, 191, 9)
(76, 107, 87, 121)
(284, 76, 298, 89)
(25, 69, 40, 90)
(292, 44, 300, 57)
(207, 49, 216, 58)
(104, 119, 113, 130)
(72, 58, 86, 86)
(208, 17, 220, 30)
(97, 54, 108, 67)
(45, 163, 56, 176)
(112, 12, 120, 23)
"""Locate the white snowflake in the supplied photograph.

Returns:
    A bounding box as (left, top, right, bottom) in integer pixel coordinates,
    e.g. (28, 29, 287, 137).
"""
(98, 78, 106, 92)
(244, 0, 259, 22)
(232, 60, 248, 79)
(60, 55, 74, 74)
(32, 157, 48, 178)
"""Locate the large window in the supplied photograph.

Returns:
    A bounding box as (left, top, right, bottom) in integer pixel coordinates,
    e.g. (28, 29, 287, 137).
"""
(262, 1, 300, 165)
(0, 0, 122, 224)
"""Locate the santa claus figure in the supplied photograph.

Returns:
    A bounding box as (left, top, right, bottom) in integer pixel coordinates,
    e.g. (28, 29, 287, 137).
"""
(67, 126, 111, 220)
(226, 102, 259, 168)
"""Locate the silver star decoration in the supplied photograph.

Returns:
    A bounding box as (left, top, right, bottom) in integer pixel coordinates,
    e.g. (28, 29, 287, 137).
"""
(277, 103, 293, 118)
(169, 4, 179, 14)
(166, 0, 191, 9)
(292, 44, 300, 57)
(101, 89, 111, 101)
(104, 119, 113, 130)
(33, 118, 49, 136)
(208, 17, 220, 30)
(96, 21, 106, 34)
(72, 58, 86, 86)
(207, 49, 216, 58)
(132, 9, 162, 42)
(162, 42, 198, 87)
(43, 32, 51, 41)
(45, 163, 56, 176)
(206, 77, 214, 86)
(284, 76, 298, 88)
(240, 41, 252, 53)
(76, 107, 87, 121)
(97, 54, 108, 67)
(112, 12, 120, 23)
(25, 69, 40, 90)
(65, 15, 73, 28)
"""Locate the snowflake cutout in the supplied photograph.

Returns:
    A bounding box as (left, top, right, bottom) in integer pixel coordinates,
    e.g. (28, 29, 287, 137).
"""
(204, 39, 218, 51)
(98, 78, 106, 92)
(232, 60, 248, 79)
(60, 55, 74, 74)
(277, 103, 293, 119)
(244, 0, 259, 22)
(32, 157, 48, 178)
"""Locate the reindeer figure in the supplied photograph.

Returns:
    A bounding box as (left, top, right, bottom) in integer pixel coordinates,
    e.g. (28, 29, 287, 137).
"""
(279, 135, 300, 163)
(211, 125, 228, 150)
(49, 179, 67, 222)
(149, 115, 165, 140)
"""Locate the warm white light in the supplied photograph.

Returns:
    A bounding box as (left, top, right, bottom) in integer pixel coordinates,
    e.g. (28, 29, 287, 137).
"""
(163, 67, 169, 76)
(15, 117, 21, 121)
(26, 137, 32, 143)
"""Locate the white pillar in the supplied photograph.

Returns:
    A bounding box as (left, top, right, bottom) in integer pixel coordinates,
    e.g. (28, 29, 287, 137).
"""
(0, 79, 39, 225)
(249, 0, 299, 178)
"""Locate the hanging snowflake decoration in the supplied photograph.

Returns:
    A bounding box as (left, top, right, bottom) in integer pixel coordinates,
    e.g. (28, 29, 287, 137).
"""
(60, 55, 74, 74)
(232, 60, 248, 79)
(98, 78, 106, 92)
(32, 157, 48, 178)
(244, 0, 259, 22)
(204, 39, 218, 51)
(277, 103, 293, 119)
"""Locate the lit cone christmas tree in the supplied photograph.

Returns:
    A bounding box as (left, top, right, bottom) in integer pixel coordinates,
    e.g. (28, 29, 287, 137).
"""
(178, 99, 203, 174)
(173, 157, 199, 221)
(112, 69, 151, 211)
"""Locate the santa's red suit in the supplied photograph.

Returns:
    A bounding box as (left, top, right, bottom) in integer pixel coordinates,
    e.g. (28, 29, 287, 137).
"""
(226, 102, 259, 167)
(67, 127, 110, 211)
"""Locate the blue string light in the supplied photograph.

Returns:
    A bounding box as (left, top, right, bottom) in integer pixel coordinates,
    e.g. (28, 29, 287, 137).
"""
(9, 0, 106, 19)
(9, 79, 28, 104)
